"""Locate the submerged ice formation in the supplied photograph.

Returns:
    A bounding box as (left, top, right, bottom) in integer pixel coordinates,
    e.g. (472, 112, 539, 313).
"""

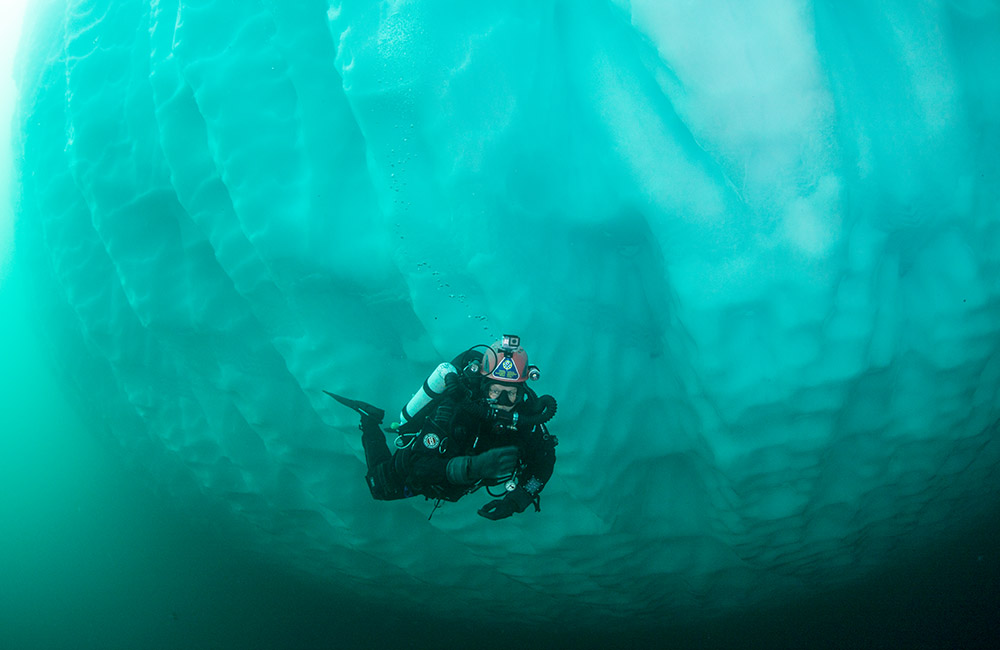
(13, 0, 1000, 631)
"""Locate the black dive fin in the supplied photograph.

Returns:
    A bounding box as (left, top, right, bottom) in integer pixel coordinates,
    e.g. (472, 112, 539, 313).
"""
(324, 391, 385, 424)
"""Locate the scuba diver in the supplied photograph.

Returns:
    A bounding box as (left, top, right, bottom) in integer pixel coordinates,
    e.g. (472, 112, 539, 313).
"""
(327, 334, 558, 520)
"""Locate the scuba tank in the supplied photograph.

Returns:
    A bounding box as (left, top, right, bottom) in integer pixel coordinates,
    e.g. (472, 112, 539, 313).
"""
(395, 362, 456, 432)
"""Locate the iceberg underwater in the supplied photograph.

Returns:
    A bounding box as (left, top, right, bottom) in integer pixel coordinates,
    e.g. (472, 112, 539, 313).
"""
(9, 0, 1000, 647)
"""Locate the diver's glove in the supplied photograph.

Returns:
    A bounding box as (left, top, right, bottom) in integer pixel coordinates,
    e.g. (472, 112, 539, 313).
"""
(469, 446, 518, 480)
(478, 487, 534, 520)
(443, 372, 471, 402)
(446, 446, 519, 484)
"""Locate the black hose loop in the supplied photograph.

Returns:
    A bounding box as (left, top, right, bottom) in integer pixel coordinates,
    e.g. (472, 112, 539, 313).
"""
(516, 394, 557, 426)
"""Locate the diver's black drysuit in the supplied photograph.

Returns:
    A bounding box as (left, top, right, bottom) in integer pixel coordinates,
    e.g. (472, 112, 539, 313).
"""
(360, 349, 557, 517)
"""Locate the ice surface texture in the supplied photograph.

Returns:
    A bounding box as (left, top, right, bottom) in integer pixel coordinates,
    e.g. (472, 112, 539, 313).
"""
(13, 0, 1000, 630)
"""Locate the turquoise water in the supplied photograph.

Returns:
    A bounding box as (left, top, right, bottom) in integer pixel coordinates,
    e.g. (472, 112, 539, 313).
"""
(4, 1, 1000, 648)
(1, 316, 997, 650)
(0, 268, 998, 648)
(0, 275, 313, 649)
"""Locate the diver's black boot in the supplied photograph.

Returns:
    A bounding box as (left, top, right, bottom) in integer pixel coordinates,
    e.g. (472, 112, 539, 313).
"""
(324, 391, 385, 424)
